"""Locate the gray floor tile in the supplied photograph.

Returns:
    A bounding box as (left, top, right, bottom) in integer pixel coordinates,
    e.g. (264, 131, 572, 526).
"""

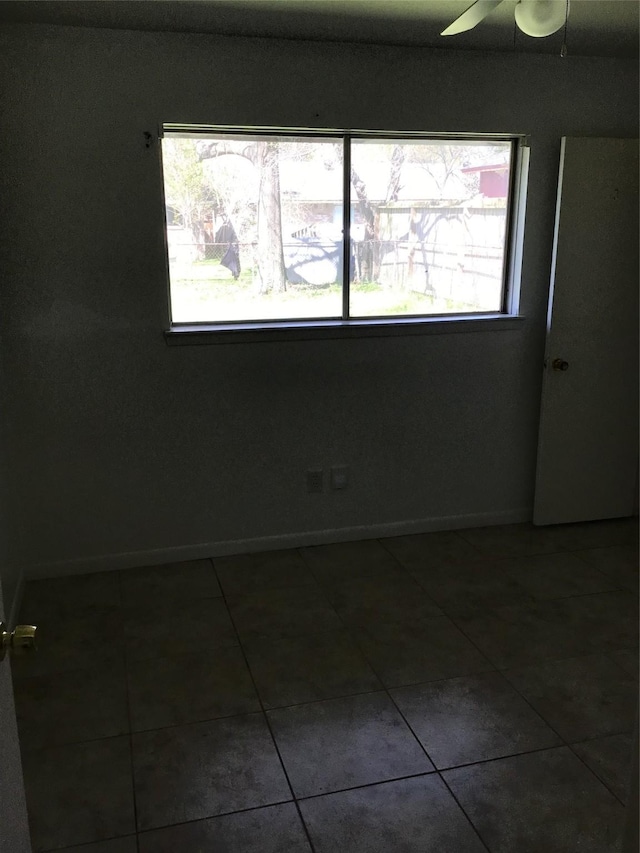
(410, 559, 532, 615)
(226, 585, 342, 642)
(19, 571, 121, 622)
(574, 545, 639, 592)
(353, 615, 493, 688)
(499, 551, 620, 600)
(550, 518, 639, 552)
(14, 661, 129, 748)
(300, 539, 405, 585)
(452, 592, 638, 668)
(244, 630, 381, 709)
(449, 601, 581, 668)
(267, 691, 434, 797)
(10, 605, 125, 679)
(58, 839, 137, 853)
(22, 737, 135, 852)
(18, 522, 635, 853)
(391, 672, 561, 769)
(127, 646, 260, 731)
(138, 803, 311, 852)
(503, 654, 637, 741)
(214, 548, 315, 595)
(562, 591, 639, 653)
(299, 774, 486, 853)
(443, 746, 624, 853)
(572, 732, 635, 803)
(132, 713, 291, 830)
(608, 648, 639, 679)
(325, 575, 442, 628)
(123, 597, 237, 662)
(380, 530, 481, 571)
(121, 559, 221, 606)
(457, 523, 560, 558)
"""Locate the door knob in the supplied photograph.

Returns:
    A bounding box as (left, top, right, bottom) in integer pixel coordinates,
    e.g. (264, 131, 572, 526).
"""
(552, 358, 569, 371)
(0, 622, 37, 661)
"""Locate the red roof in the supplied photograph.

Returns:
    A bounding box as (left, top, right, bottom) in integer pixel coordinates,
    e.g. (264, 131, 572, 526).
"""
(461, 163, 509, 174)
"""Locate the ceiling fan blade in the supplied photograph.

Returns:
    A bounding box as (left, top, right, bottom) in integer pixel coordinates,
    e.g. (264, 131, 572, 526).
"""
(441, 0, 506, 36)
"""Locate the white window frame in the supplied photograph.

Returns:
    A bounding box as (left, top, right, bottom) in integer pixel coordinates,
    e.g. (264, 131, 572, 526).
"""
(161, 125, 529, 345)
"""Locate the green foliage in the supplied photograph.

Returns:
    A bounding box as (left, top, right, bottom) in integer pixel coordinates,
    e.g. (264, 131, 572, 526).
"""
(162, 138, 217, 228)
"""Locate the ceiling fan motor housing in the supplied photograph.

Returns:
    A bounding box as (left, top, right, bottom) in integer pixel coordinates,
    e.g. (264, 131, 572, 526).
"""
(515, 0, 569, 38)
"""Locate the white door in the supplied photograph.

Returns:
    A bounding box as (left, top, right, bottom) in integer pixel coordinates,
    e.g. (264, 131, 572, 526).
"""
(534, 137, 639, 526)
(0, 575, 32, 853)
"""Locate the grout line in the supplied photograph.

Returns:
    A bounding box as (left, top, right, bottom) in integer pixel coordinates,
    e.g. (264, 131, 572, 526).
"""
(22, 711, 634, 759)
(22, 535, 637, 848)
(369, 657, 492, 852)
(416, 724, 634, 775)
(439, 587, 631, 622)
(425, 599, 634, 807)
(567, 735, 634, 807)
(293, 769, 437, 801)
(376, 528, 487, 561)
(133, 797, 297, 842)
(494, 662, 630, 807)
(384, 698, 492, 852)
(436, 772, 492, 852)
(567, 728, 637, 747)
(40, 834, 138, 853)
(132, 751, 609, 844)
(297, 540, 419, 588)
(375, 537, 634, 617)
(603, 649, 640, 682)
(305, 575, 493, 851)
(210, 561, 318, 853)
(219, 548, 490, 848)
(445, 614, 627, 674)
(118, 570, 142, 852)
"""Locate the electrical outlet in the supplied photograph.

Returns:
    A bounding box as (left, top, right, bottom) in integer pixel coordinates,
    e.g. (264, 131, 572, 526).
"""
(306, 469, 324, 493)
(330, 465, 349, 490)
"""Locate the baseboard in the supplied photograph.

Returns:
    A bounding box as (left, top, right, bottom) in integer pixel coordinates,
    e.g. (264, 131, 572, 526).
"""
(24, 507, 531, 579)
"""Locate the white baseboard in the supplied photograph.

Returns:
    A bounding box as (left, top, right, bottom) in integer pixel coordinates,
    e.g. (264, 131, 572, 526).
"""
(24, 507, 531, 579)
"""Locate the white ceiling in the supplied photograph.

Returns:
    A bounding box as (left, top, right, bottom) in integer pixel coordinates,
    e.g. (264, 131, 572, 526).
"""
(0, 0, 638, 57)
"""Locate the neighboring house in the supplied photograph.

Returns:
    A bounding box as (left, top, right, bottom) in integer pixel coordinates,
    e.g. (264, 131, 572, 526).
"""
(164, 153, 509, 292)
(461, 163, 511, 198)
(279, 160, 508, 293)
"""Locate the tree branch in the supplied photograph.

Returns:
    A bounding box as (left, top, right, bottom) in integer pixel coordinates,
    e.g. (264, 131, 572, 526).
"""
(196, 139, 259, 165)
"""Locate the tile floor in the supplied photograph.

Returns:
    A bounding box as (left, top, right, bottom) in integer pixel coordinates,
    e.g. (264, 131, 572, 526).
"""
(11, 518, 639, 852)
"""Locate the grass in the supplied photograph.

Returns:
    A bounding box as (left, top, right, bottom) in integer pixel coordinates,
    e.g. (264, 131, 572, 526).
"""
(170, 259, 484, 323)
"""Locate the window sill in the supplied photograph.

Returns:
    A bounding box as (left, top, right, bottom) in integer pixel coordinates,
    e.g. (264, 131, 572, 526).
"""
(164, 314, 525, 345)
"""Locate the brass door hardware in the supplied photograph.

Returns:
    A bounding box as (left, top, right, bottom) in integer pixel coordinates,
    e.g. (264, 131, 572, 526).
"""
(552, 358, 569, 371)
(0, 622, 37, 661)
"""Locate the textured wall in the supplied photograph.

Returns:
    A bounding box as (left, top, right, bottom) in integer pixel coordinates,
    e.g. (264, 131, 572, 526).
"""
(0, 23, 637, 574)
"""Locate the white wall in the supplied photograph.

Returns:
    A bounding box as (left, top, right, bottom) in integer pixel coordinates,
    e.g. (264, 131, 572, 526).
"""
(0, 24, 637, 577)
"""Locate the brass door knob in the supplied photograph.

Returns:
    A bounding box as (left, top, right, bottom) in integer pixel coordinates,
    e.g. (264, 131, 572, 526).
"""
(0, 622, 37, 661)
(552, 358, 569, 371)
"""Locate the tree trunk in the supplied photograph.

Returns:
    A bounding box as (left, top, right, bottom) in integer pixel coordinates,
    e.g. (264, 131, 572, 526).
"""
(256, 141, 286, 294)
(351, 145, 405, 283)
(197, 139, 287, 294)
(350, 166, 376, 281)
(190, 218, 207, 260)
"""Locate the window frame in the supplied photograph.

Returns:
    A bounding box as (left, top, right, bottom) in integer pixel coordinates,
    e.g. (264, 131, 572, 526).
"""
(160, 125, 529, 343)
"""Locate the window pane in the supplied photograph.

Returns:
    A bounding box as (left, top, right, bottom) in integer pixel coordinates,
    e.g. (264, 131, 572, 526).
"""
(349, 139, 512, 317)
(163, 135, 344, 323)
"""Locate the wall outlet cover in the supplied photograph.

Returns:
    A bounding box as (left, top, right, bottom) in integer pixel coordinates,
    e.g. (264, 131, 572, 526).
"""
(306, 469, 324, 493)
(330, 465, 349, 490)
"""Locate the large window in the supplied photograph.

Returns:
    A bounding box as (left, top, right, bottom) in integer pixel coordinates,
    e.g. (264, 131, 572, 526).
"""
(161, 127, 519, 328)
